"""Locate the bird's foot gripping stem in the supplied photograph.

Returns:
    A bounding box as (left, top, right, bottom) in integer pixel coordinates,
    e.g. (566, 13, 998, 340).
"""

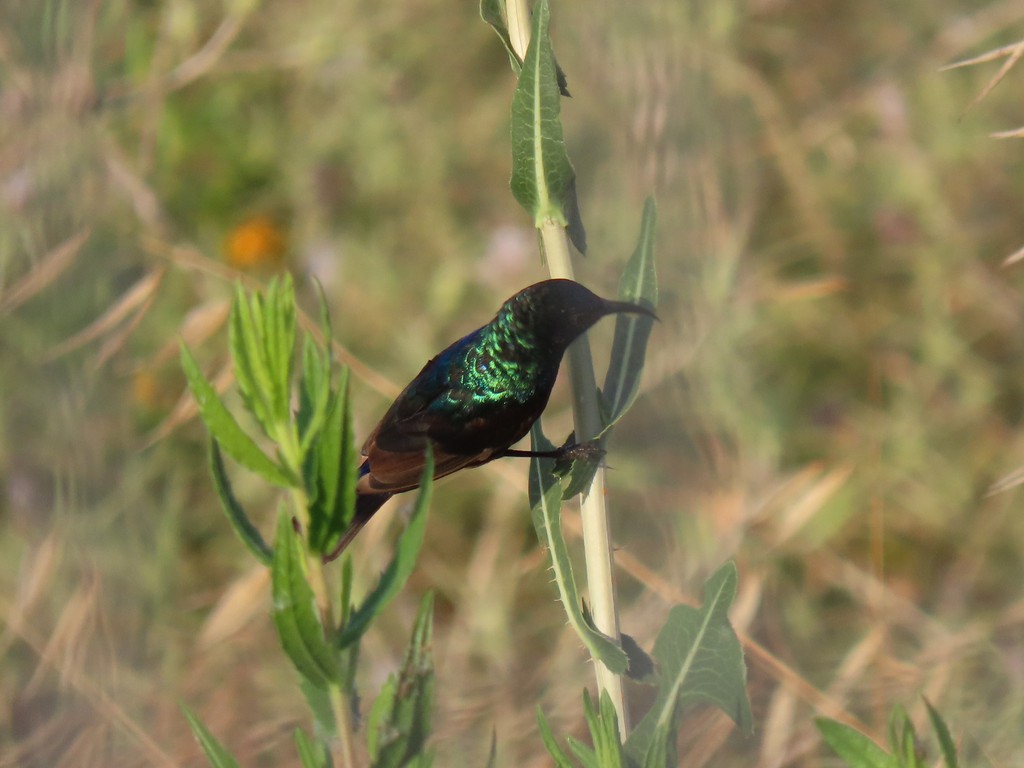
(497, 438, 606, 469)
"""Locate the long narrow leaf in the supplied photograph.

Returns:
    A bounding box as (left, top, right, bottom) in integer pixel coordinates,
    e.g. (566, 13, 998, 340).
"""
(337, 448, 434, 648)
(294, 728, 330, 768)
(271, 514, 340, 689)
(602, 198, 658, 430)
(537, 706, 577, 768)
(229, 283, 274, 431)
(180, 341, 294, 487)
(528, 425, 627, 674)
(209, 440, 273, 565)
(816, 718, 897, 768)
(923, 698, 960, 768)
(181, 703, 242, 768)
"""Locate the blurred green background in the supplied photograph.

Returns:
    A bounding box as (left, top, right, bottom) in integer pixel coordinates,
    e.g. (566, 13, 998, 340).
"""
(2, 0, 1024, 765)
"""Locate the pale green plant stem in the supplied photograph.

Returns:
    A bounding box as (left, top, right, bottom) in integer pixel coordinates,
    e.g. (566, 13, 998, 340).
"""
(508, 0, 630, 738)
(278, 429, 356, 768)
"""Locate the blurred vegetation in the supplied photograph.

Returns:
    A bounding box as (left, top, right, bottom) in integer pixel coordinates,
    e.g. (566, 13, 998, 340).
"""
(2, 0, 1024, 765)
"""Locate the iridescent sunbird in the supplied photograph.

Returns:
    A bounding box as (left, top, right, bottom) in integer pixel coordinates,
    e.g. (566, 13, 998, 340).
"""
(326, 278, 655, 560)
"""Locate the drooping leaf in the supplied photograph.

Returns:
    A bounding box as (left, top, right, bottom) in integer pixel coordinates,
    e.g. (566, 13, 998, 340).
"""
(209, 439, 273, 565)
(271, 513, 340, 689)
(528, 424, 627, 674)
(337, 448, 434, 648)
(181, 341, 294, 487)
(625, 562, 752, 765)
(181, 703, 242, 768)
(509, 0, 585, 252)
(601, 198, 658, 432)
(816, 718, 898, 768)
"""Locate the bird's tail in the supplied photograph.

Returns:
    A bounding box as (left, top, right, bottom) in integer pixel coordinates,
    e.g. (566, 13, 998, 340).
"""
(322, 490, 392, 562)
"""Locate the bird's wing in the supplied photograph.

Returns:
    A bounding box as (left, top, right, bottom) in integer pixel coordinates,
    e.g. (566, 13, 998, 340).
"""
(360, 339, 492, 492)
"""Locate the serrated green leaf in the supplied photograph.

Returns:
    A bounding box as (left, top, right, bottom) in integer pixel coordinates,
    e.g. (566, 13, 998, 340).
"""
(180, 341, 294, 487)
(308, 369, 357, 554)
(923, 698, 959, 768)
(209, 440, 273, 565)
(229, 282, 275, 431)
(509, 0, 583, 250)
(601, 198, 658, 432)
(295, 728, 331, 768)
(266, 275, 297, 425)
(181, 703, 242, 768)
(337, 448, 433, 648)
(298, 333, 332, 458)
(537, 706, 576, 768)
(816, 718, 898, 768)
(271, 513, 340, 689)
(368, 592, 435, 768)
(529, 424, 628, 674)
(625, 562, 752, 765)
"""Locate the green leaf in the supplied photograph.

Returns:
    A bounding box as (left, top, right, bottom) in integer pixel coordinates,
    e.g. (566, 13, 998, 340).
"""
(480, 0, 572, 97)
(337, 448, 434, 648)
(639, 722, 670, 768)
(509, 0, 585, 252)
(923, 698, 959, 768)
(228, 276, 297, 441)
(528, 425, 628, 674)
(625, 562, 753, 765)
(271, 513, 340, 689)
(601, 197, 658, 431)
(816, 718, 898, 768)
(368, 592, 436, 768)
(307, 369, 357, 554)
(299, 677, 339, 742)
(537, 706, 577, 768)
(480, 0, 519, 72)
(298, 333, 333, 458)
(484, 729, 498, 768)
(583, 690, 623, 768)
(208, 440, 273, 565)
(229, 281, 275, 431)
(295, 728, 331, 768)
(180, 341, 294, 487)
(180, 703, 242, 768)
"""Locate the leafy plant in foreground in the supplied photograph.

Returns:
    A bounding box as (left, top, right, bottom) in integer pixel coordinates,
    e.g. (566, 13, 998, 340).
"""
(180, 275, 435, 767)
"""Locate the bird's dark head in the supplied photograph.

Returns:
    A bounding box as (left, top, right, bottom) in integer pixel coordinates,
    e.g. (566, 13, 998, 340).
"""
(500, 279, 656, 351)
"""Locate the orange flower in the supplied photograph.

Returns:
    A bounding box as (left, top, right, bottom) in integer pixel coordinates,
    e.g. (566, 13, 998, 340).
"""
(224, 216, 287, 268)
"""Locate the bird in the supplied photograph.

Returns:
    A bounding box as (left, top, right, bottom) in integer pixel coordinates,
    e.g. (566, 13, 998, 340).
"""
(324, 278, 655, 561)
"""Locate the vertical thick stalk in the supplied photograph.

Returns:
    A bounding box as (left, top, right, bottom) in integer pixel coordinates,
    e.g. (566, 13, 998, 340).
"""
(540, 223, 629, 734)
(507, 0, 629, 737)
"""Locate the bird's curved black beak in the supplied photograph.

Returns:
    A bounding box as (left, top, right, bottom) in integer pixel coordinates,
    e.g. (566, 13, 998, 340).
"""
(604, 300, 659, 322)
